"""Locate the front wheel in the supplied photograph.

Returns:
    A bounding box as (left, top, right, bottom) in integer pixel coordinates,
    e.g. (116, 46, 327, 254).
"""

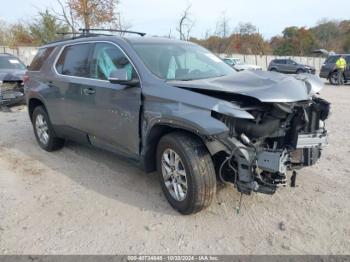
(157, 132, 216, 215)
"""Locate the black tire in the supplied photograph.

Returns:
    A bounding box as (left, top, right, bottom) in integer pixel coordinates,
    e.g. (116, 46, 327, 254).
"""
(157, 131, 216, 215)
(329, 71, 340, 85)
(32, 106, 64, 152)
(296, 69, 304, 74)
(270, 68, 278, 72)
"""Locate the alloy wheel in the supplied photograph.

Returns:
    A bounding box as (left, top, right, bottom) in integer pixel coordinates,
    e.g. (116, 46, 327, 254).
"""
(161, 149, 188, 201)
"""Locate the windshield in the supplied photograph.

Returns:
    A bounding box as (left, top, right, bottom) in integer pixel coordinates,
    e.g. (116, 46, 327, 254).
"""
(132, 42, 234, 81)
(0, 57, 26, 70)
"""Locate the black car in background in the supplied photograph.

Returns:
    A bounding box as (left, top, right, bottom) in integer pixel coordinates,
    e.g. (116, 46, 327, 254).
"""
(0, 53, 26, 106)
(319, 54, 350, 85)
(268, 58, 316, 74)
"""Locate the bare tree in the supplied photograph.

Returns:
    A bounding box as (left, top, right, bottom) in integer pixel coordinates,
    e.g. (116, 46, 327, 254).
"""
(215, 12, 230, 38)
(52, 0, 129, 34)
(237, 22, 257, 35)
(52, 0, 77, 33)
(176, 4, 195, 41)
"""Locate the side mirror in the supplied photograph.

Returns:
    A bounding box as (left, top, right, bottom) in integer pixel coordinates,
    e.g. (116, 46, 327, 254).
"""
(108, 69, 139, 87)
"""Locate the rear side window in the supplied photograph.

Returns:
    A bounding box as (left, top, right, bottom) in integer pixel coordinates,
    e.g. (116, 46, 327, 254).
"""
(28, 47, 55, 71)
(56, 44, 92, 77)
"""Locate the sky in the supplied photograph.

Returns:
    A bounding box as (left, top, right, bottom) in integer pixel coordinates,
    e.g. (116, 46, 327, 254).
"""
(0, 0, 349, 39)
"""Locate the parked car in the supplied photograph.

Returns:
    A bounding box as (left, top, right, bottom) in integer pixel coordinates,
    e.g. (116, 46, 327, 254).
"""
(268, 58, 316, 74)
(319, 54, 350, 85)
(0, 53, 26, 106)
(25, 31, 330, 214)
(223, 58, 262, 71)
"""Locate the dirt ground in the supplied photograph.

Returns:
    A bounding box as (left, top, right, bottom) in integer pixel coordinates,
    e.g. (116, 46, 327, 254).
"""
(0, 85, 349, 255)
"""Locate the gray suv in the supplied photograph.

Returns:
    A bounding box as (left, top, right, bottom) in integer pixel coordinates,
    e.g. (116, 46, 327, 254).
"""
(268, 58, 316, 74)
(25, 31, 330, 214)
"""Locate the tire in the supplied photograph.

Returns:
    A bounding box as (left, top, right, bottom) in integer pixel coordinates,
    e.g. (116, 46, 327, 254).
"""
(270, 68, 278, 72)
(157, 132, 216, 215)
(296, 69, 304, 74)
(32, 106, 64, 152)
(329, 71, 340, 85)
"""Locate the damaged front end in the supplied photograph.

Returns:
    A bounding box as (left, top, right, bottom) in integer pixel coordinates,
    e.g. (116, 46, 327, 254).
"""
(211, 95, 330, 195)
(0, 80, 25, 107)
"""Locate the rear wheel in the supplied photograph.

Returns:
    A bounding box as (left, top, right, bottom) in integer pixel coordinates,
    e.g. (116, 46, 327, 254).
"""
(157, 132, 216, 215)
(270, 68, 278, 72)
(32, 106, 64, 151)
(329, 71, 341, 85)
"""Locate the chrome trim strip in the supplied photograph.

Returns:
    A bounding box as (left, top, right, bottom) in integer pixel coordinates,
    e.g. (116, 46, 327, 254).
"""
(52, 40, 141, 85)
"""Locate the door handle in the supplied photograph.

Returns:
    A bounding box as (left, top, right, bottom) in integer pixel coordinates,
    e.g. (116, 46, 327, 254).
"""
(82, 88, 96, 95)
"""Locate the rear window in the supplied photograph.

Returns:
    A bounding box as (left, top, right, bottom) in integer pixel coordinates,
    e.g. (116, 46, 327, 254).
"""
(0, 56, 26, 70)
(325, 55, 340, 64)
(55, 44, 92, 77)
(273, 59, 286, 64)
(28, 47, 55, 71)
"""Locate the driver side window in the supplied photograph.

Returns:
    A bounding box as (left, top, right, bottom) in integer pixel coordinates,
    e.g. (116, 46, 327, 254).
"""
(90, 43, 136, 81)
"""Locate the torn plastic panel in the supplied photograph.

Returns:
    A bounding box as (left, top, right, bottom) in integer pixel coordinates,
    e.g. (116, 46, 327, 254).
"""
(214, 97, 330, 195)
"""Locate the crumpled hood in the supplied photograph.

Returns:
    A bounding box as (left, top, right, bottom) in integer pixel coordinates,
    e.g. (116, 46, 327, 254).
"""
(0, 69, 25, 82)
(168, 70, 324, 103)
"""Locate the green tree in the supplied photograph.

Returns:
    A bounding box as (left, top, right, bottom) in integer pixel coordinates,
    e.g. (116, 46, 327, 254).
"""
(271, 26, 316, 56)
(30, 9, 69, 44)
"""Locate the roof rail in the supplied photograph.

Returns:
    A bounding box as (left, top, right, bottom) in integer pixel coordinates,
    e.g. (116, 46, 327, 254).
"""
(79, 28, 146, 37)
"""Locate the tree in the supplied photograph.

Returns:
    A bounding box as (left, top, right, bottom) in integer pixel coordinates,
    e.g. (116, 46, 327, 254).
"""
(29, 9, 70, 44)
(237, 22, 257, 35)
(271, 26, 316, 56)
(176, 4, 195, 41)
(215, 12, 230, 38)
(53, 0, 123, 32)
(0, 19, 7, 45)
(6, 23, 33, 47)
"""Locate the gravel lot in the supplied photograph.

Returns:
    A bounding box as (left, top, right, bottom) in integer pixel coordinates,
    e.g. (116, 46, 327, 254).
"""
(0, 85, 349, 255)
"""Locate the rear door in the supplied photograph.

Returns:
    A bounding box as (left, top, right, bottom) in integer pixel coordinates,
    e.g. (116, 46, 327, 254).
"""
(54, 43, 94, 132)
(54, 41, 141, 157)
(278, 59, 288, 73)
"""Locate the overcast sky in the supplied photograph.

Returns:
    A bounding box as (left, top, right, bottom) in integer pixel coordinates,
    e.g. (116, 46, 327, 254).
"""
(1, 0, 349, 39)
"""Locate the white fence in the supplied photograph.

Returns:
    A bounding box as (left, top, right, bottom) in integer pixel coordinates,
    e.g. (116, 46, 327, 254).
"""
(1, 46, 326, 73)
(0, 46, 38, 66)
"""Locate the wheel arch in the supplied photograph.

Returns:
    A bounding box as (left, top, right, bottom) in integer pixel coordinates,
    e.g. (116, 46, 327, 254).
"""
(28, 97, 46, 122)
(142, 124, 217, 173)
